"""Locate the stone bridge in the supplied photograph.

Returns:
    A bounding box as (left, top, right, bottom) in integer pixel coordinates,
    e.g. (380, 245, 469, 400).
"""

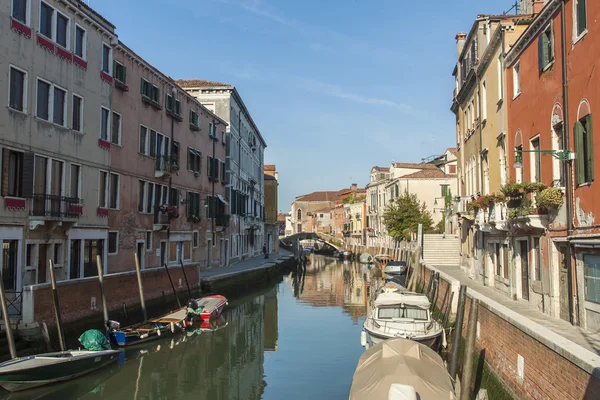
(279, 232, 342, 252)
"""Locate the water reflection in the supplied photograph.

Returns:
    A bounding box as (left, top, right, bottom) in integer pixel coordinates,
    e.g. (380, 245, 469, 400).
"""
(1, 257, 387, 400)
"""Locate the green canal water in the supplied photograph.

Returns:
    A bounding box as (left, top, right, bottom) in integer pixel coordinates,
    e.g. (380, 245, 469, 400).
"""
(1, 256, 377, 399)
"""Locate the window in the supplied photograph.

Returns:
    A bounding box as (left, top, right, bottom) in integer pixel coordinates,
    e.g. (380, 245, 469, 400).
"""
(83, 239, 103, 278)
(481, 81, 487, 121)
(146, 231, 152, 251)
(166, 94, 181, 115)
(140, 79, 160, 104)
(99, 171, 108, 208)
(440, 184, 450, 197)
(55, 12, 68, 48)
(187, 192, 201, 217)
(101, 43, 111, 74)
(513, 62, 521, 97)
(575, 114, 594, 185)
(515, 145, 524, 184)
(53, 243, 64, 267)
(584, 254, 600, 303)
(220, 161, 226, 183)
(149, 130, 157, 157)
(100, 107, 110, 140)
(221, 130, 225, 144)
(183, 241, 191, 261)
(9, 66, 26, 112)
(193, 231, 199, 248)
(113, 61, 126, 84)
(575, 0, 587, 39)
(111, 111, 121, 145)
(108, 232, 118, 254)
(297, 208, 302, 220)
(190, 110, 200, 128)
(72, 94, 83, 132)
(538, 25, 554, 72)
(26, 243, 35, 268)
(208, 122, 214, 138)
(533, 238, 541, 281)
(531, 137, 541, 182)
(138, 180, 146, 212)
(187, 148, 201, 173)
(553, 123, 565, 186)
(109, 173, 119, 209)
(53, 86, 66, 126)
(169, 187, 179, 206)
(36, 79, 50, 120)
(2, 149, 25, 197)
(70, 164, 80, 199)
(12, 0, 27, 24)
(39, 2, 53, 38)
(74, 25, 86, 59)
(497, 55, 504, 101)
(139, 125, 148, 155)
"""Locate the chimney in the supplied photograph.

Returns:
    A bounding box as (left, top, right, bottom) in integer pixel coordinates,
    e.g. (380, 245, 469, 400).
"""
(351, 183, 358, 191)
(455, 32, 467, 58)
(532, 0, 544, 14)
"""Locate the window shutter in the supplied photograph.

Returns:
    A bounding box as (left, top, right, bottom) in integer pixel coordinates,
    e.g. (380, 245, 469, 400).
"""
(586, 114, 594, 182)
(187, 150, 192, 171)
(112, 60, 117, 77)
(122, 65, 127, 83)
(175, 100, 180, 116)
(575, 121, 585, 185)
(140, 78, 144, 94)
(538, 35, 545, 71)
(22, 152, 35, 198)
(189, 110, 192, 123)
(1, 149, 10, 196)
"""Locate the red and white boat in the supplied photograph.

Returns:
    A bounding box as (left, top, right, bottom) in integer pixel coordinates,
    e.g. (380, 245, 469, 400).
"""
(196, 295, 228, 321)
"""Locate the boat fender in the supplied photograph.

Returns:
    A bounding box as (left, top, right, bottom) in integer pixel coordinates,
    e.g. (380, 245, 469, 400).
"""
(157, 329, 161, 336)
(140, 333, 149, 339)
(170, 322, 175, 333)
(360, 331, 367, 347)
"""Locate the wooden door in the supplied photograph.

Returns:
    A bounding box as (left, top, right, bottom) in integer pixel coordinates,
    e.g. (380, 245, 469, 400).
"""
(558, 246, 570, 321)
(520, 241, 530, 301)
(38, 244, 47, 284)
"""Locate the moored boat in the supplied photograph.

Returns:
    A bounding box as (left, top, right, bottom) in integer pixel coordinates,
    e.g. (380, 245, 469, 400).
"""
(384, 261, 407, 275)
(0, 349, 119, 392)
(363, 291, 443, 349)
(197, 295, 228, 321)
(349, 338, 456, 400)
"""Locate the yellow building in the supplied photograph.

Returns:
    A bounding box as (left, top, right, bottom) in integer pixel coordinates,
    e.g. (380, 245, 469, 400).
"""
(264, 165, 279, 253)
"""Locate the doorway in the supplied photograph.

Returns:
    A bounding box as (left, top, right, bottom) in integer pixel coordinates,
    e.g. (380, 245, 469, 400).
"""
(38, 244, 48, 284)
(558, 245, 570, 321)
(519, 240, 530, 301)
(2, 240, 19, 290)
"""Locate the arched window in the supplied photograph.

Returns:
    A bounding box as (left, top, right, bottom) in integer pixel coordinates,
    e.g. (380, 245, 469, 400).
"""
(551, 103, 565, 186)
(297, 208, 302, 221)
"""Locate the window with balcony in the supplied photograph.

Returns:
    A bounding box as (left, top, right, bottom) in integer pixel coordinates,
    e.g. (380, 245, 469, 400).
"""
(12, 0, 28, 25)
(111, 111, 121, 145)
(31, 156, 65, 217)
(101, 43, 111, 74)
(74, 25, 86, 59)
(539, 24, 554, 71)
(9, 66, 26, 112)
(187, 148, 201, 174)
(574, 0, 587, 39)
(100, 107, 110, 141)
(575, 114, 594, 185)
(72, 94, 83, 132)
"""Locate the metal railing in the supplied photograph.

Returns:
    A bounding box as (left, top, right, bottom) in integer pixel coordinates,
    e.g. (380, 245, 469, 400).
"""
(0, 291, 22, 318)
(367, 317, 437, 336)
(31, 194, 82, 218)
(155, 154, 179, 174)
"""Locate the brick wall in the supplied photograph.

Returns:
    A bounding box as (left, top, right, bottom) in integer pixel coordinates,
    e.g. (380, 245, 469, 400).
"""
(417, 263, 600, 399)
(27, 264, 200, 328)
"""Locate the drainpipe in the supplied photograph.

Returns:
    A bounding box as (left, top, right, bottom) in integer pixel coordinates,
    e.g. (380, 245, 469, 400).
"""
(211, 119, 217, 265)
(476, 68, 487, 286)
(561, 0, 576, 325)
(167, 87, 176, 255)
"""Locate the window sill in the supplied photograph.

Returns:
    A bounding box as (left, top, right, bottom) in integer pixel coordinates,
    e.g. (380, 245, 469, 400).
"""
(115, 80, 129, 91)
(35, 117, 70, 131)
(541, 59, 555, 73)
(190, 124, 201, 132)
(11, 18, 31, 38)
(573, 29, 588, 46)
(577, 182, 592, 188)
(513, 92, 521, 100)
(8, 106, 28, 116)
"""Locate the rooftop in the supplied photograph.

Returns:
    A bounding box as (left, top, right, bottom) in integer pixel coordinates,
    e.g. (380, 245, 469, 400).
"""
(175, 79, 231, 88)
(372, 166, 390, 172)
(264, 164, 276, 171)
(400, 169, 455, 179)
(391, 162, 440, 170)
(295, 191, 339, 202)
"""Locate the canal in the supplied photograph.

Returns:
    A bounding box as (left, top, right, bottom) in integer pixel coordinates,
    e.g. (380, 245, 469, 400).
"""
(2, 255, 378, 399)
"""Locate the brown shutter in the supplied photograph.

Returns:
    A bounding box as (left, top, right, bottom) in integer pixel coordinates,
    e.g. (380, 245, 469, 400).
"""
(22, 152, 35, 198)
(1, 148, 10, 196)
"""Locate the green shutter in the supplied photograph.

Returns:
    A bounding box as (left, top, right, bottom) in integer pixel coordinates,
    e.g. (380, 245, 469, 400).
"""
(122, 65, 127, 84)
(140, 78, 144, 94)
(538, 35, 544, 71)
(189, 110, 193, 123)
(575, 121, 585, 185)
(586, 114, 594, 182)
(112, 60, 117, 78)
(577, 0, 587, 35)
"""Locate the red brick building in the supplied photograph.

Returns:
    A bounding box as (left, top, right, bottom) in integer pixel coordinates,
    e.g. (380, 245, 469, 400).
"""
(506, 0, 600, 330)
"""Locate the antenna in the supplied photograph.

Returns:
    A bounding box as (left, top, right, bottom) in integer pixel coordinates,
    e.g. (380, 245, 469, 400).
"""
(503, 0, 520, 15)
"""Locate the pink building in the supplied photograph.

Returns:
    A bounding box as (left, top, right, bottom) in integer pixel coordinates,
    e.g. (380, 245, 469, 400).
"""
(108, 41, 228, 275)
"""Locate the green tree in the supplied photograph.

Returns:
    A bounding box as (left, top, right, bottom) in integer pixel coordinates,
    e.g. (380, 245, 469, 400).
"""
(382, 192, 434, 240)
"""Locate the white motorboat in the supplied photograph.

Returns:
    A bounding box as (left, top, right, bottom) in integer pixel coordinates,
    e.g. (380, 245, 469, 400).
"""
(363, 291, 443, 349)
(349, 338, 456, 400)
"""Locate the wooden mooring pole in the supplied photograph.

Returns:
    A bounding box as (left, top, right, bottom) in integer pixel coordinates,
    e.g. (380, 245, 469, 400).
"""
(0, 273, 17, 358)
(460, 298, 480, 400)
(96, 255, 110, 325)
(134, 252, 148, 321)
(164, 263, 182, 308)
(449, 285, 467, 380)
(48, 259, 66, 351)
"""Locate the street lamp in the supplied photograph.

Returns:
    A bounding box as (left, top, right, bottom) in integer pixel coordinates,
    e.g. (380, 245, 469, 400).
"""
(513, 148, 575, 169)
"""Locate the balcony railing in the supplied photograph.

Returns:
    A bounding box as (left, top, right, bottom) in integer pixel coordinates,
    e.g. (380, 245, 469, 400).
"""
(31, 194, 82, 219)
(155, 154, 179, 178)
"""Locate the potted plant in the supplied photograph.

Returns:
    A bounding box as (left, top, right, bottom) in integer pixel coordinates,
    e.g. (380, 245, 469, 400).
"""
(536, 188, 564, 214)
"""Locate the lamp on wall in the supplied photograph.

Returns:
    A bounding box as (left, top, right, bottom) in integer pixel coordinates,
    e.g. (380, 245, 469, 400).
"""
(513, 148, 574, 169)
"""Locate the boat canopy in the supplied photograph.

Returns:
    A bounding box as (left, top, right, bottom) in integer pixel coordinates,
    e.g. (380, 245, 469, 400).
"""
(374, 292, 431, 309)
(386, 261, 407, 267)
(349, 338, 455, 400)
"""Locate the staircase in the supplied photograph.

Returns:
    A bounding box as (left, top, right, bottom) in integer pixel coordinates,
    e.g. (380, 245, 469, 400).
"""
(422, 234, 460, 267)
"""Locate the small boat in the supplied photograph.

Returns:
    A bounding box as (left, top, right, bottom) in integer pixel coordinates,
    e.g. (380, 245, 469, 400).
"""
(359, 253, 374, 264)
(375, 254, 393, 267)
(384, 261, 407, 275)
(349, 338, 456, 400)
(0, 349, 119, 392)
(363, 291, 443, 349)
(197, 295, 228, 321)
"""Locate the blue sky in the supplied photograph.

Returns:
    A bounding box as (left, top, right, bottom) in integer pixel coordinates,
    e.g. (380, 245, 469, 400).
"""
(92, 0, 515, 210)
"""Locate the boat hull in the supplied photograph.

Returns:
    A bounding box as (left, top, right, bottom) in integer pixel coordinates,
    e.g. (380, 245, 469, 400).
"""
(197, 295, 228, 321)
(109, 324, 173, 347)
(0, 350, 119, 392)
(364, 327, 442, 350)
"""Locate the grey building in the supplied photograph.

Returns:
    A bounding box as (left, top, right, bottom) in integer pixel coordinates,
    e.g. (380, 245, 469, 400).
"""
(176, 80, 267, 263)
(0, 0, 116, 299)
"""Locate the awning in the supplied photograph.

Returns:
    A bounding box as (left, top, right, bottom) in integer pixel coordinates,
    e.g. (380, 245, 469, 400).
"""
(217, 194, 228, 206)
(571, 239, 600, 248)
